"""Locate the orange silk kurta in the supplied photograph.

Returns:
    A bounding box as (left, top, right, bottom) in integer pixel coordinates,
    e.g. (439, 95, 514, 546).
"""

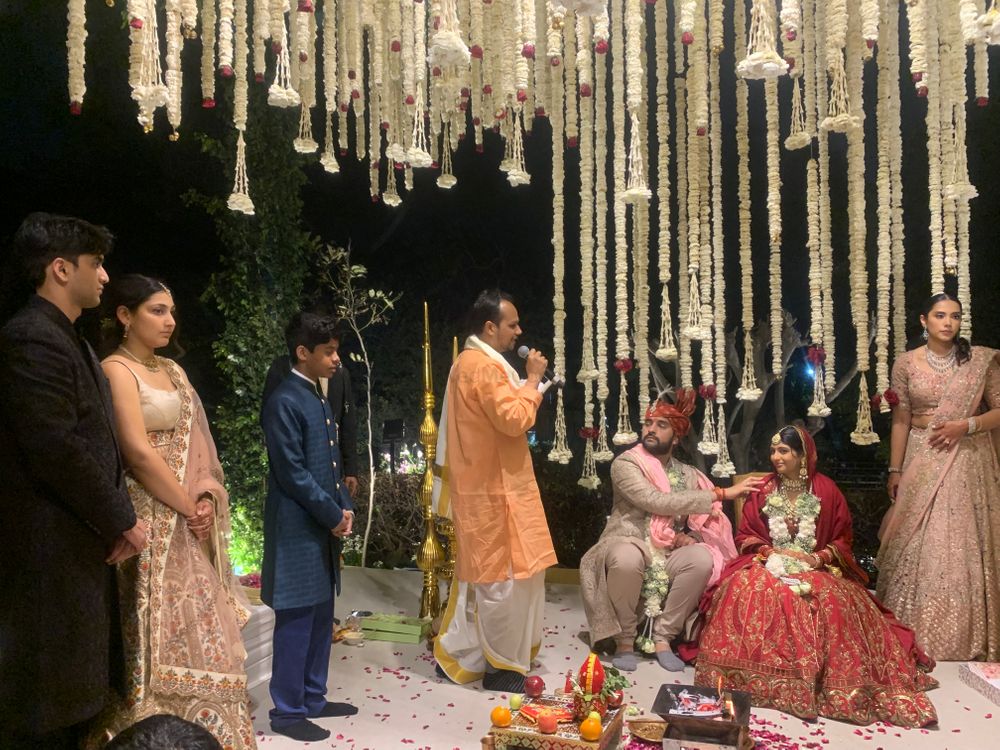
(445, 349, 558, 584)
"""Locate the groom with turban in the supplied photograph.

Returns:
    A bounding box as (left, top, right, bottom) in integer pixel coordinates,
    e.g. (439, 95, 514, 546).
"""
(579, 390, 763, 671)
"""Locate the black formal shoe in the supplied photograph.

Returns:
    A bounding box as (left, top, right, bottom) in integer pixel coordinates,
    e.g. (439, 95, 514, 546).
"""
(270, 719, 331, 742)
(311, 701, 359, 718)
(482, 669, 526, 693)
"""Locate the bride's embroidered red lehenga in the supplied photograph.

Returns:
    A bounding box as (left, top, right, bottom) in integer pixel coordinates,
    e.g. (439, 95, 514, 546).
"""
(693, 430, 938, 727)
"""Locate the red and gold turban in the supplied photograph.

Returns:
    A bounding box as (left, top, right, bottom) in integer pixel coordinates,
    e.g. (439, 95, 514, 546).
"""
(644, 388, 697, 438)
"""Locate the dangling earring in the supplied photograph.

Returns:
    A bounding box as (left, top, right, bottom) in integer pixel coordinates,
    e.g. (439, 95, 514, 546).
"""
(922, 326, 929, 341)
(799, 464, 808, 481)
(123, 324, 130, 342)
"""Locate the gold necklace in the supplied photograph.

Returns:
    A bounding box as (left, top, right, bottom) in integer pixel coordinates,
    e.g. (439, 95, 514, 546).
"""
(118, 345, 160, 373)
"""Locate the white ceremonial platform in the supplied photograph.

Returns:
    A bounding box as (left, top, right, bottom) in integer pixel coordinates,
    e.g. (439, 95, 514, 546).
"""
(247, 567, 997, 749)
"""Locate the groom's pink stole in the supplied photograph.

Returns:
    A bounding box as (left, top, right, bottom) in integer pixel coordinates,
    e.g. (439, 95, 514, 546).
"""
(879, 348, 994, 546)
(625, 445, 737, 586)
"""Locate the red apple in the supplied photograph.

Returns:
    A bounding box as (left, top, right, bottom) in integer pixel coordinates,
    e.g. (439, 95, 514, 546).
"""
(537, 712, 558, 734)
(524, 675, 545, 698)
(606, 689, 625, 709)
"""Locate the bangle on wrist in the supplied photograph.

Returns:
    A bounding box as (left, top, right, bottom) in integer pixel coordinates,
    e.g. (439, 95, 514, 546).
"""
(887, 467, 902, 474)
(713, 487, 726, 502)
(968, 416, 979, 435)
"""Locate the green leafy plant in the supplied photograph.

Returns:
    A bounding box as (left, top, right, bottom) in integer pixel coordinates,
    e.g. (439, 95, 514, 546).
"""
(317, 245, 401, 567)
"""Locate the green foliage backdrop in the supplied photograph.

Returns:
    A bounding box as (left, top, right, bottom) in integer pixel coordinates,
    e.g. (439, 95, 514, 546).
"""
(186, 86, 313, 571)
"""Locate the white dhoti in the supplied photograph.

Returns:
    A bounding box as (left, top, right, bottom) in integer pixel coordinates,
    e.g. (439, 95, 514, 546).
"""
(434, 571, 545, 683)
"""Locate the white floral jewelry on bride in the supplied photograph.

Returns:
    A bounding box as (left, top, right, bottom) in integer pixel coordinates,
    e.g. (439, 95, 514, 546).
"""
(762, 437, 820, 581)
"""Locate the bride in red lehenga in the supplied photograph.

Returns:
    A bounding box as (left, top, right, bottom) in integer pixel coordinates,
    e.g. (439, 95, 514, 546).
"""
(693, 426, 938, 727)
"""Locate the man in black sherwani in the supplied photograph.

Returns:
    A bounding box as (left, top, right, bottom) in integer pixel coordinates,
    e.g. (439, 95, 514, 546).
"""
(0, 213, 147, 749)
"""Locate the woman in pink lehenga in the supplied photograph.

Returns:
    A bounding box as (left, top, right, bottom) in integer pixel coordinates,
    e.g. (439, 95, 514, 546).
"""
(92, 275, 255, 750)
(877, 293, 1000, 662)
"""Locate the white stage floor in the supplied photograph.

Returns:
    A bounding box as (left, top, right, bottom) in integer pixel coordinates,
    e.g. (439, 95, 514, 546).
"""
(248, 567, 997, 749)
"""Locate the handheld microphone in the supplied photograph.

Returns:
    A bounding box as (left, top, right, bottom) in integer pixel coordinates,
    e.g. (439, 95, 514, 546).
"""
(516, 345, 565, 389)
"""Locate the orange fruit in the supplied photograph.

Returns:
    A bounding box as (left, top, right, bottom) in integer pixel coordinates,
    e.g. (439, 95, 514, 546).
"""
(490, 705, 513, 727)
(579, 715, 602, 741)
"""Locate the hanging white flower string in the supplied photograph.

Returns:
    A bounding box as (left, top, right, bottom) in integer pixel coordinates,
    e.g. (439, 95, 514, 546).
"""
(682, 3, 705, 344)
(906, 0, 927, 88)
(763, 78, 783, 377)
(653, 0, 676, 363)
(200, 0, 217, 108)
(158, 4, 181, 135)
(251, 0, 269, 86)
(924, 0, 944, 293)
(820, 0, 857, 133)
(227, 0, 254, 215)
(609, 0, 636, 446)
(128, 0, 168, 131)
(563, 5, 578, 149)
(320, 0, 340, 174)
(267, 2, 300, 108)
(873, 0, 893, 412)
(737, 0, 788, 79)
(547, 6, 571, 465)
(293, 5, 319, 154)
(578, 12, 599, 384)
(67, 0, 87, 115)
(218, 0, 235, 76)
(845, 4, 878, 446)
(734, 0, 760, 402)
(593, 7, 614, 463)
(675, 13, 693, 389)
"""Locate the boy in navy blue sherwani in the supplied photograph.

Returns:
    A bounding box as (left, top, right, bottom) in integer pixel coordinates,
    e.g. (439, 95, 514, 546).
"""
(261, 313, 357, 742)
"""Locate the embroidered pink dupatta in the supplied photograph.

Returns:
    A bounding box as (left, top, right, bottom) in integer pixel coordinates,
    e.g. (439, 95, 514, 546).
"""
(624, 444, 736, 586)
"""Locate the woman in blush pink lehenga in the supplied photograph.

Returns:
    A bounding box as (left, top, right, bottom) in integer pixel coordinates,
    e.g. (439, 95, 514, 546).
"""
(877, 293, 1000, 662)
(90, 275, 256, 750)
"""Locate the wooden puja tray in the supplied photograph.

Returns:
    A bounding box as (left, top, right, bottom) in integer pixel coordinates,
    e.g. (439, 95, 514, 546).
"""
(486, 694, 623, 750)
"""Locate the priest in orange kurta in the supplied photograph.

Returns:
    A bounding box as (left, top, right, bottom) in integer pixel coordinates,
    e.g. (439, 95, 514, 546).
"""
(433, 290, 557, 693)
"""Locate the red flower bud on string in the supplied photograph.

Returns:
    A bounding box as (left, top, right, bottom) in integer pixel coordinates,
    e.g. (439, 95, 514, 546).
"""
(394, 161, 404, 171)
(614, 358, 634, 373)
(785, 57, 795, 70)
(870, 393, 882, 411)
(371, 160, 380, 170)
(271, 42, 282, 55)
(473, 116, 481, 126)
(340, 103, 349, 113)
(866, 38, 875, 49)
(219, 65, 234, 78)
(579, 83, 592, 97)
(201, 98, 216, 109)
(129, 18, 144, 30)
(977, 96, 989, 107)
(522, 43, 535, 59)
(390, 39, 401, 53)
(461, 87, 471, 98)
(299, 51, 308, 63)
(348, 69, 357, 81)
(517, 89, 527, 102)
(471, 44, 484, 59)
(475, 143, 484, 153)
(339, 149, 348, 156)
(432, 66, 442, 77)
(578, 427, 600, 440)
(254, 73, 265, 84)
(430, 161, 439, 169)
(912, 71, 923, 82)
(432, 15, 440, 30)
(535, 107, 547, 117)
(806, 346, 827, 366)
(594, 40, 609, 55)
(483, 84, 493, 95)
(698, 384, 717, 401)
(405, 94, 415, 106)
(380, 120, 389, 130)
(883, 389, 900, 407)
(69, 101, 82, 116)
(916, 86, 928, 98)
(297, 0, 313, 12)
(696, 125, 707, 136)
(786, 30, 797, 41)
(458, 100, 468, 111)
(550, 56, 562, 67)
(682, 31, 694, 45)
(351, 89, 361, 100)
(567, 136, 578, 148)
